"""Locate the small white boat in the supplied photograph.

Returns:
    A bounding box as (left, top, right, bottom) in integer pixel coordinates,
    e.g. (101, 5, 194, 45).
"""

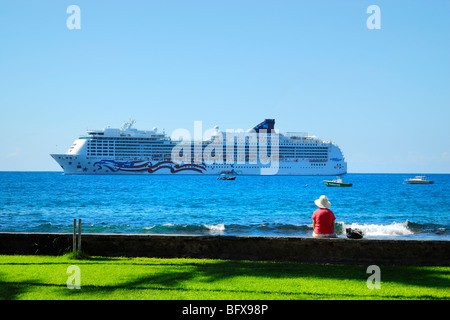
(405, 176, 434, 184)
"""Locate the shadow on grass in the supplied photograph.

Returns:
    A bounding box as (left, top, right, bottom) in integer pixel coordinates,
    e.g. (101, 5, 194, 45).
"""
(1, 258, 449, 300)
(0, 272, 53, 300)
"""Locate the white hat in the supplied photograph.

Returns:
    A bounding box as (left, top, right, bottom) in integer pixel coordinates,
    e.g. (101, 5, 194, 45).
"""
(314, 195, 331, 209)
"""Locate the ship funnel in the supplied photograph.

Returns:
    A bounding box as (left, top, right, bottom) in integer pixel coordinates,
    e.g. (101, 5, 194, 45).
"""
(252, 119, 275, 133)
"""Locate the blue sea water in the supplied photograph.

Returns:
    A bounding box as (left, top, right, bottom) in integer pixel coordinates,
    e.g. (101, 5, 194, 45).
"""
(0, 172, 449, 240)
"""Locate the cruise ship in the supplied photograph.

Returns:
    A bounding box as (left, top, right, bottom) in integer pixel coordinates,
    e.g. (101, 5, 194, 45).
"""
(50, 119, 347, 175)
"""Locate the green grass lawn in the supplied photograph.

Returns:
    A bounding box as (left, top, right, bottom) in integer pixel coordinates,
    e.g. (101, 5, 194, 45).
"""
(0, 254, 448, 300)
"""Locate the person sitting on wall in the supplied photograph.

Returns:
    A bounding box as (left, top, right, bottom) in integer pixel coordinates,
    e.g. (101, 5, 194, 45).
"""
(312, 195, 337, 238)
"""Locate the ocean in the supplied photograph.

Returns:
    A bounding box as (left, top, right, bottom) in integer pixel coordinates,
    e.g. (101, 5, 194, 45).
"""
(0, 172, 448, 240)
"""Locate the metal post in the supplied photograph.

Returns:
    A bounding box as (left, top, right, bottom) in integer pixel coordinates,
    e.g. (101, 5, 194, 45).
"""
(77, 219, 82, 253)
(73, 219, 77, 252)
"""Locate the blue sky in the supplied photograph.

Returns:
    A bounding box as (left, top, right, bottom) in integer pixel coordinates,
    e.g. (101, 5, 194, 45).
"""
(0, 0, 449, 173)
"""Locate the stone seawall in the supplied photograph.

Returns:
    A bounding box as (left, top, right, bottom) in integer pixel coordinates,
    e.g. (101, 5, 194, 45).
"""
(0, 232, 448, 265)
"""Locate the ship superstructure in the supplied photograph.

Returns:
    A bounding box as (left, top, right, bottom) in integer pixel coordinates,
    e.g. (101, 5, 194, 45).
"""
(51, 119, 347, 175)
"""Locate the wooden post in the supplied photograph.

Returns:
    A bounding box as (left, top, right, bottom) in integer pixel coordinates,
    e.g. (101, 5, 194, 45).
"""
(73, 219, 77, 252)
(77, 219, 82, 253)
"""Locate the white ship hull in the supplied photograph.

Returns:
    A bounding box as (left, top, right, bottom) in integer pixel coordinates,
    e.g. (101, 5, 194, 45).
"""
(51, 154, 347, 176)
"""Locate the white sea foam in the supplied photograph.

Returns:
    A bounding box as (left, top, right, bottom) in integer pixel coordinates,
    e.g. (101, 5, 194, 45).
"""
(144, 223, 226, 233)
(339, 220, 413, 237)
(204, 223, 225, 232)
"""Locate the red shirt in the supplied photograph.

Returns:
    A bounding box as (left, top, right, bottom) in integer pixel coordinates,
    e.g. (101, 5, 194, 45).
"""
(312, 208, 336, 234)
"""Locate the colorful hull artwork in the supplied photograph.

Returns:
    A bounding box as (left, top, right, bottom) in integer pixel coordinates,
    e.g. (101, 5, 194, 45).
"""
(93, 160, 207, 174)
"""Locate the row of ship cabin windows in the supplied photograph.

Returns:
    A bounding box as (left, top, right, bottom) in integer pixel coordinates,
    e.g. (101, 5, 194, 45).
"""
(85, 153, 328, 160)
(211, 163, 326, 169)
(87, 142, 328, 149)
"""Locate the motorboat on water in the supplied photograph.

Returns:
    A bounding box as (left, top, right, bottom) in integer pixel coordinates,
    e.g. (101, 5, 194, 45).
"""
(323, 176, 353, 187)
(217, 170, 237, 180)
(217, 175, 236, 180)
(405, 176, 434, 184)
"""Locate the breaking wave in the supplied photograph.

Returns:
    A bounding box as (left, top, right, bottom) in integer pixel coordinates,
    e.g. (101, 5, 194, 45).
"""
(143, 223, 226, 234)
(137, 220, 448, 238)
(337, 220, 413, 237)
